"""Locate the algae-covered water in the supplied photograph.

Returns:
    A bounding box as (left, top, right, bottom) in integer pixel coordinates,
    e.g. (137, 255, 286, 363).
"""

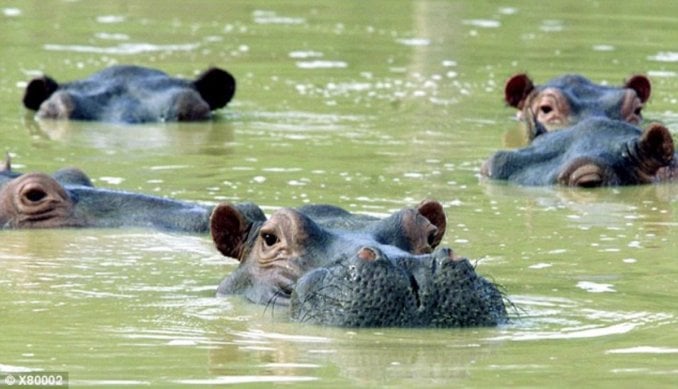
(1, 1, 676, 387)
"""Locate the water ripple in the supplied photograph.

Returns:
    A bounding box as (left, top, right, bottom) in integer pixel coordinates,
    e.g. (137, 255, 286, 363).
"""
(176, 376, 318, 385)
(43, 43, 199, 55)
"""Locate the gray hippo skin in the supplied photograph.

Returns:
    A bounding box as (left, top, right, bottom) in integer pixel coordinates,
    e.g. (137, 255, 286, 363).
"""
(481, 118, 675, 187)
(0, 161, 262, 231)
(209, 200, 508, 328)
(505, 73, 651, 140)
(22, 65, 236, 123)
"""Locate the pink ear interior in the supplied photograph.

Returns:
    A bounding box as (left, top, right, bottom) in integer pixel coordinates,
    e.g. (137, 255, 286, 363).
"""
(210, 203, 248, 260)
(417, 199, 446, 248)
(641, 123, 674, 166)
(625, 75, 651, 103)
(504, 74, 535, 108)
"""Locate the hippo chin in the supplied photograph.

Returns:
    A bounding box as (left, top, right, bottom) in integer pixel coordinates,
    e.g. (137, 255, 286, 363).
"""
(0, 160, 261, 231)
(505, 73, 651, 141)
(209, 200, 508, 328)
(22, 65, 236, 123)
(482, 117, 675, 187)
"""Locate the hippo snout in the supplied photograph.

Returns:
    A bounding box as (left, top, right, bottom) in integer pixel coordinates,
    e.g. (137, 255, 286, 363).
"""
(290, 247, 508, 328)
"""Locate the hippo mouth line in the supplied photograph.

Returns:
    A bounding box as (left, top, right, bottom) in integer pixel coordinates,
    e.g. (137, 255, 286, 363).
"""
(407, 273, 422, 309)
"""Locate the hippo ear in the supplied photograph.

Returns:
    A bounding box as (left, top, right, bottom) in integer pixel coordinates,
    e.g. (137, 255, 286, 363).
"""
(504, 73, 535, 109)
(417, 199, 447, 248)
(625, 75, 651, 103)
(2, 152, 11, 173)
(210, 203, 258, 260)
(193, 67, 236, 110)
(638, 123, 674, 172)
(23, 76, 59, 110)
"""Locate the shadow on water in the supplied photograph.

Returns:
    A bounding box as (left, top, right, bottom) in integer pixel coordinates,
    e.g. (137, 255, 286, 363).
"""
(480, 180, 678, 233)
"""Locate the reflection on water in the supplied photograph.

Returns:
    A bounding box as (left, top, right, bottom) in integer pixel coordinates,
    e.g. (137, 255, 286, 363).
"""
(25, 115, 235, 153)
(491, 295, 674, 341)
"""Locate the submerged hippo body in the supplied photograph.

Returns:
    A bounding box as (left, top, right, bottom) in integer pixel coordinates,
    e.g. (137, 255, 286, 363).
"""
(210, 200, 508, 328)
(481, 118, 675, 187)
(0, 162, 265, 232)
(23, 65, 236, 123)
(505, 73, 651, 140)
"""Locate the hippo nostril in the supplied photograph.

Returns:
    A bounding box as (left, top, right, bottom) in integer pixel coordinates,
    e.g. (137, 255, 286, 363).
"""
(436, 247, 455, 261)
(24, 188, 48, 203)
(357, 247, 377, 261)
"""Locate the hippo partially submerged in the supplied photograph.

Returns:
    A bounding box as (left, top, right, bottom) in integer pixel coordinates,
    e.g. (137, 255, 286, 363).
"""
(481, 118, 675, 187)
(505, 73, 651, 140)
(210, 200, 508, 327)
(0, 161, 226, 231)
(22, 65, 236, 123)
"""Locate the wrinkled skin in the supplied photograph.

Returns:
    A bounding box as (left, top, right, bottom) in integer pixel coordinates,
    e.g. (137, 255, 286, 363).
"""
(292, 247, 506, 327)
(0, 161, 264, 232)
(505, 73, 651, 140)
(481, 118, 675, 187)
(210, 200, 508, 328)
(23, 65, 236, 123)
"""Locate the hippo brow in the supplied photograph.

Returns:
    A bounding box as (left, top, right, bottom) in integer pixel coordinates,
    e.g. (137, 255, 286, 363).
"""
(241, 220, 264, 259)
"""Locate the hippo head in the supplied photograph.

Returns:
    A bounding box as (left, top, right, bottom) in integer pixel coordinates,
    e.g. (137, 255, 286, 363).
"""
(481, 118, 674, 187)
(210, 200, 508, 327)
(505, 73, 651, 140)
(0, 172, 84, 228)
(0, 163, 211, 231)
(22, 65, 236, 123)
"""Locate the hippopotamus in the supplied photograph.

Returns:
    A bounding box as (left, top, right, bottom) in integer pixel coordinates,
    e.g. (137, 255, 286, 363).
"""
(481, 117, 675, 187)
(504, 73, 651, 140)
(209, 200, 508, 327)
(0, 159, 263, 231)
(22, 65, 236, 123)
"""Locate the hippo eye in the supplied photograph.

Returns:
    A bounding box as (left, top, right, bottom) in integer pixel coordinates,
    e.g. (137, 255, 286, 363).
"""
(261, 232, 279, 247)
(24, 188, 47, 203)
(634, 107, 642, 116)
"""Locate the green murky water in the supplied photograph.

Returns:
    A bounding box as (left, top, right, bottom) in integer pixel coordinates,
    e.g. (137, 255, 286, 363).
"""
(1, 1, 677, 387)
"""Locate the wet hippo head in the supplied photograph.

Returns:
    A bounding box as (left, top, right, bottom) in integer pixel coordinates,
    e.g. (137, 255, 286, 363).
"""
(505, 73, 651, 140)
(0, 172, 81, 228)
(291, 247, 506, 327)
(22, 65, 236, 123)
(210, 200, 508, 327)
(481, 118, 674, 187)
(0, 164, 212, 231)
